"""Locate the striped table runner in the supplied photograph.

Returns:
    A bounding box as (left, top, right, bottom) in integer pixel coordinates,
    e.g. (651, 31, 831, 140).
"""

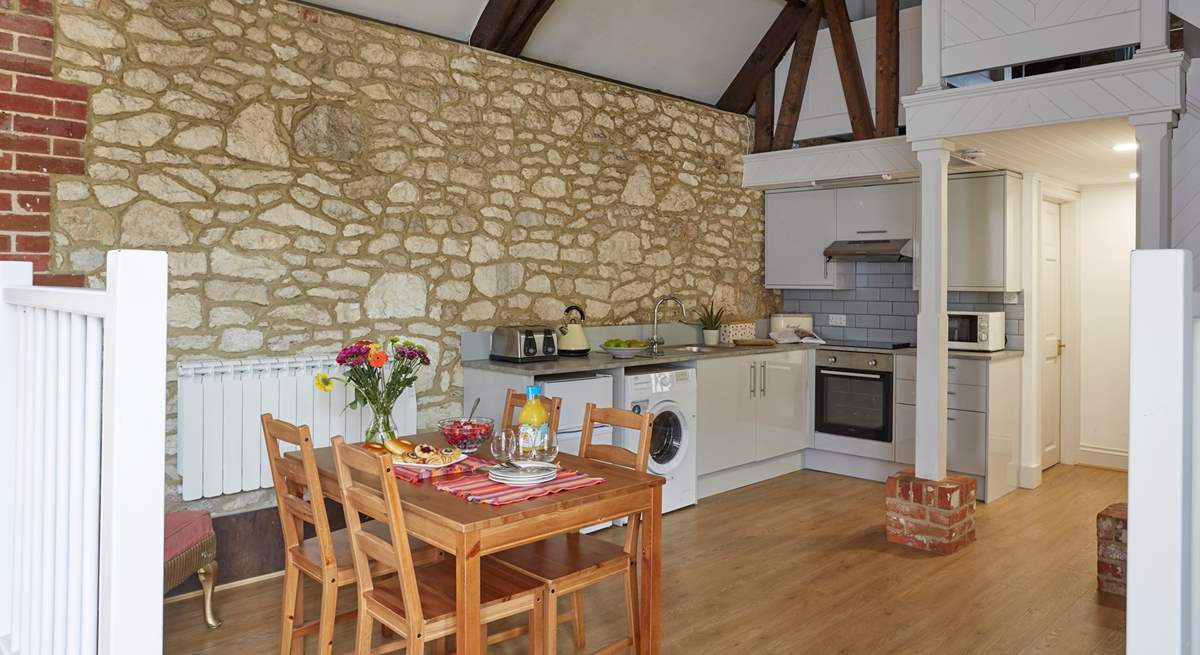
(433, 469, 606, 506)
(393, 455, 491, 483)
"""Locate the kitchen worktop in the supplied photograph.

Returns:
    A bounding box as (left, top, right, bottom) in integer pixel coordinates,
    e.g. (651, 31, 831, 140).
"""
(817, 343, 1023, 361)
(461, 343, 818, 376)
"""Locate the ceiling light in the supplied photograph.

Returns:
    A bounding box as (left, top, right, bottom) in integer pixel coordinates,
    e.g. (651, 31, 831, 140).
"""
(1129, 172, 1139, 180)
(1113, 143, 1139, 152)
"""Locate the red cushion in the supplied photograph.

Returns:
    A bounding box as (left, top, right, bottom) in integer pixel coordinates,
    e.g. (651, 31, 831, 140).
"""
(164, 511, 214, 561)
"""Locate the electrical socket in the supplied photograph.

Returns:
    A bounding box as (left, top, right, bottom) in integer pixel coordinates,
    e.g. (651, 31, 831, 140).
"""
(829, 314, 848, 327)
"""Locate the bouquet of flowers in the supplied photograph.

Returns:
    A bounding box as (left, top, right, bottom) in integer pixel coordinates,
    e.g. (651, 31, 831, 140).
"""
(315, 337, 431, 443)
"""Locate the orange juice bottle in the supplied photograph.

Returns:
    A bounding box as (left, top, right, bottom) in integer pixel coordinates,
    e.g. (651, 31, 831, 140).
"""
(517, 384, 549, 460)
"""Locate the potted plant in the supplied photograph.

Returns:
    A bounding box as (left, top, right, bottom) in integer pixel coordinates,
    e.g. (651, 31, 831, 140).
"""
(314, 336, 431, 443)
(695, 300, 725, 346)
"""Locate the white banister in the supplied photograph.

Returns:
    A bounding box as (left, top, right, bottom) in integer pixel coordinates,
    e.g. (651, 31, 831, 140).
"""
(1127, 249, 1193, 653)
(0, 250, 167, 655)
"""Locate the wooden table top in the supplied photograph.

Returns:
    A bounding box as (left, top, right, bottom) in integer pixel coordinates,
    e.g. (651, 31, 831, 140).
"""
(297, 435, 664, 534)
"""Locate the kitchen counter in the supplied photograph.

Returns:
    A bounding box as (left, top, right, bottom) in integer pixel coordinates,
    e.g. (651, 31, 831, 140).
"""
(461, 343, 818, 376)
(892, 347, 1023, 362)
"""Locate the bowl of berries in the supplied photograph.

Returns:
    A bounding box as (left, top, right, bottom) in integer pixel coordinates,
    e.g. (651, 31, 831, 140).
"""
(438, 417, 494, 454)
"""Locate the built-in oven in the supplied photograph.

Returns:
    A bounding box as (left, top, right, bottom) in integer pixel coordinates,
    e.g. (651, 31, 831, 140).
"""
(814, 349, 893, 442)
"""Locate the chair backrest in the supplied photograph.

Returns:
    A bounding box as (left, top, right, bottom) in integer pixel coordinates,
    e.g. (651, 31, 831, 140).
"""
(261, 413, 335, 569)
(501, 388, 564, 437)
(331, 436, 425, 633)
(577, 403, 654, 554)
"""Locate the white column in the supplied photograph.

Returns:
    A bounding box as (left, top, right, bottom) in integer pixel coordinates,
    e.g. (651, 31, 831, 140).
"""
(0, 261, 33, 644)
(917, 0, 944, 93)
(913, 139, 952, 481)
(1137, 0, 1170, 56)
(1130, 110, 1178, 249)
(1127, 250, 1192, 653)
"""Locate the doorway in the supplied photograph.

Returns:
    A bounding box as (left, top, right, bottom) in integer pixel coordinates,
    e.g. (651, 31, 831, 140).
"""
(1040, 200, 1063, 470)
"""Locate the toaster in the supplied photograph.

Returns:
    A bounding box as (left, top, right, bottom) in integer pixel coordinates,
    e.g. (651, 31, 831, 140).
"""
(489, 326, 559, 363)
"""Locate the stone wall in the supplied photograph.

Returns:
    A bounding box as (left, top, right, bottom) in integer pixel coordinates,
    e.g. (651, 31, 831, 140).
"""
(47, 0, 777, 512)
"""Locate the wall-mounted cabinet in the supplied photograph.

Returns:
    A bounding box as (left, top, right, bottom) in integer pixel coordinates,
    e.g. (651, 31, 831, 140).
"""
(915, 171, 1023, 293)
(764, 182, 916, 290)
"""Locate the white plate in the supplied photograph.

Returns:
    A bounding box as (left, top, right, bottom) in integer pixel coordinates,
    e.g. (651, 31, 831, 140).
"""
(488, 470, 557, 486)
(393, 452, 468, 469)
(602, 346, 648, 359)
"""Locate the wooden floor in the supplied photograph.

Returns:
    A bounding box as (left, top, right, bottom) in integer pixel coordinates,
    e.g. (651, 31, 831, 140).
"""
(165, 464, 1127, 654)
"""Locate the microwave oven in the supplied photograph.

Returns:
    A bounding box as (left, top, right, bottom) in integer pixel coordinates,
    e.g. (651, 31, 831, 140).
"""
(948, 311, 1005, 352)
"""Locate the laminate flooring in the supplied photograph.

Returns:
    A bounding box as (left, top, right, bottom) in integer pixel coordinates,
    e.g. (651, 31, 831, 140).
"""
(164, 464, 1127, 654)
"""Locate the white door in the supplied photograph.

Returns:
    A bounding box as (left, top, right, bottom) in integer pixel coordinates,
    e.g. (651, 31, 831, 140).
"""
(1040, 201, 1062, 469)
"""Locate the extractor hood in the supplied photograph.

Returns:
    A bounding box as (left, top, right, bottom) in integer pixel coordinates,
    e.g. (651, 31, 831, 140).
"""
(823, 239, 913, 261)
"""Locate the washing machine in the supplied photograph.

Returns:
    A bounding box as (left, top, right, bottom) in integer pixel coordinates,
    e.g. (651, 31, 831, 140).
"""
(622, 366, 698, 513)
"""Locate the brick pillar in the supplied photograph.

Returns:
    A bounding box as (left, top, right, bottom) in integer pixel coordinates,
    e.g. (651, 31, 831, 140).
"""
(0, 0, 88, 286)
(885, 468, 977, 554)
(1097, 502, 1127, 596)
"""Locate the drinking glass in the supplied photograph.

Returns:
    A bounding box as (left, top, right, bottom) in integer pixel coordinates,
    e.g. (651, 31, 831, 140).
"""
(532, 431, 558, 464)
(490, 428, 517, 463)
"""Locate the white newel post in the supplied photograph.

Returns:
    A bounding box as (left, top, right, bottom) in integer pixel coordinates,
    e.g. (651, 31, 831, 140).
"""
(98, 250, 168, 655)
(1138, 0, 1171, 56)
(913, 139, 953, 481)
(0, 261, 32, 645)
(1131, 110, 1178, 249)
(917, 0, 944, 93)
(1127, 250, 1193, 653)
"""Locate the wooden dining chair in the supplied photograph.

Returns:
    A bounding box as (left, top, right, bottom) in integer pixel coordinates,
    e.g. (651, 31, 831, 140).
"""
(501, 388, 564, 437)
(492, 403, 654, 654)
(262, 414, 417, 655)
(330, 436, 547, 655)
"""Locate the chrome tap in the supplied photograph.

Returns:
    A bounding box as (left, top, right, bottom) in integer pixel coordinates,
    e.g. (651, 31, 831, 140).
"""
(649, 295, 686, 357)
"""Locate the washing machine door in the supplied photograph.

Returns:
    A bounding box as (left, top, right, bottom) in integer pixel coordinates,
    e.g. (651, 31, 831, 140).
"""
(646, 400, 690, 475)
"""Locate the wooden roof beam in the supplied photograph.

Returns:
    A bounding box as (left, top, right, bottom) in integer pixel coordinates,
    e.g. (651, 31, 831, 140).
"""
(772, 1, 823, 150)
(823, 0, 875, 140)
(717, 0, 811, 114)
(875, 0, 900, 137)
(471, 0, 557, 57)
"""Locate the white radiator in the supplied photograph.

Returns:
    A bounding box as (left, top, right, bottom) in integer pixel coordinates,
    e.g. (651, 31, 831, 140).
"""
(177, 355, 418, 501)
(2, 251, 168, 655)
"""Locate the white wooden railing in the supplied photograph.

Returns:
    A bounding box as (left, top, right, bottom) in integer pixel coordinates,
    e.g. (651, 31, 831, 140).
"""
(0, 250, 168, 655)
(1127, 249, 1198, 653)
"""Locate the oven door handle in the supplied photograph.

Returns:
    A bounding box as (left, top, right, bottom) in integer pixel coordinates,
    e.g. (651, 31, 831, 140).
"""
(818, 369, 884, 380)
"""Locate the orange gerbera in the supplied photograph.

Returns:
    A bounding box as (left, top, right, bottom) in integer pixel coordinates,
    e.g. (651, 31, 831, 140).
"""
(368, 350, 389, 368)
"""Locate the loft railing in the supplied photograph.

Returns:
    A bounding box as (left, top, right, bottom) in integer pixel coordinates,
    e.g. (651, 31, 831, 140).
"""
(0, 250, 167, 655)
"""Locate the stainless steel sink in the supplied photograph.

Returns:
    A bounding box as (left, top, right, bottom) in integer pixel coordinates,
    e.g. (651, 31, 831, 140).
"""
(666, 345, 721, 354)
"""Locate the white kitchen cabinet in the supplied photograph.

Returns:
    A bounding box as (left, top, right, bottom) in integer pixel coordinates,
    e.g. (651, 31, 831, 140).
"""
(835, 183, 916, 241)
(892, 353, 1021, 500)
(764, 189, 854, 289)
(757, 353, 813, 460)
(697, 350, 813, 476)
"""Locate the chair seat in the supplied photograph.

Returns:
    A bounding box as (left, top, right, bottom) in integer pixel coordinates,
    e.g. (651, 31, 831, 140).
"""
(165, 511, 214, 562)
(492, 533, 629, 584)
(366, 556, 542, 625)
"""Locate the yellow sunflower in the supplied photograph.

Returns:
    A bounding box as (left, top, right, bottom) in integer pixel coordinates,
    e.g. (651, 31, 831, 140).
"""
(314, 373, 334, 392)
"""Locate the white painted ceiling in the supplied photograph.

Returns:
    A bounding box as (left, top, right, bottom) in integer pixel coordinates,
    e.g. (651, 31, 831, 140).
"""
(952, 118, 1139, 186)
(303, 0, 910, 106)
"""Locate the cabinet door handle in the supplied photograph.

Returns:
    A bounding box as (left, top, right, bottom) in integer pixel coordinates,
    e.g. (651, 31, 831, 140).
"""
(760, 361, 767, 396)
(750, 362, 756, 397)
(856, 229, 887, 235)
(948, 416, 957, 422)
(947, 391, 957, 396)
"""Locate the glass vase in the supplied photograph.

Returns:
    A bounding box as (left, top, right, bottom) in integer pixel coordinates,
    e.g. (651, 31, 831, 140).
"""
(365, 407, 396, 444)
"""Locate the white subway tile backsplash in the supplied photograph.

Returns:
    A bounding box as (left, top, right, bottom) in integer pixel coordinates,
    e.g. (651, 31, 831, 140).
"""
(779, 260, 1024, 348)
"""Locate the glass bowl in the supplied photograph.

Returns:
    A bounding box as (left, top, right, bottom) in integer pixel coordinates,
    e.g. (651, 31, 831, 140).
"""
(438, 417, 494, 453)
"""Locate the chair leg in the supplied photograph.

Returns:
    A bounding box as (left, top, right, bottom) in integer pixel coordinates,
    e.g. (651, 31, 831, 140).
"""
(407, 637, 424, 654)
(544, 586, 558, 655)
(316, 579, 338, 655)
(279, 563, 302, 655)
(529, 590, 546, 655)
(570, 591, 586, 650)
(353, 607, 373, 655)
(197, 560, 222, 629)
(433, 637, 447, 655)
(623, 562, 639, 654)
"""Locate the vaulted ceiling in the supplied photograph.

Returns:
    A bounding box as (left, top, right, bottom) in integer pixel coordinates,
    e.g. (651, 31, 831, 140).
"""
(303, 0, 911, 107)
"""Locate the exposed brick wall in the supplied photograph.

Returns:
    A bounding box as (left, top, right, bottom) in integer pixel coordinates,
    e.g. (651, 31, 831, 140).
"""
(885, 468, 977, 555)
(1097, 502, 1127, 596)
(0, 0, 86, 286)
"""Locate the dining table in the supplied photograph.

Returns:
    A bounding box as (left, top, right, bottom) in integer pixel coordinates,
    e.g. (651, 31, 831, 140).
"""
(292, 435, 665, 655)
